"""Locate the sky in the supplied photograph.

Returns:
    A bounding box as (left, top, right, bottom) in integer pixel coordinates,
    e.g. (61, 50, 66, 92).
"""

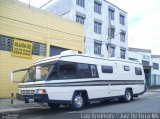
(107, 0, 160, 55)
(19, 0, 160, 55)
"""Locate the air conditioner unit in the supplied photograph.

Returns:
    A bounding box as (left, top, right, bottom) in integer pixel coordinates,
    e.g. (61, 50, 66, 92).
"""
(61, 50, 79, 56)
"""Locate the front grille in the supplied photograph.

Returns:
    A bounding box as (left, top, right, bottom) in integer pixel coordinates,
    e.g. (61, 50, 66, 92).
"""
(21, 90, 35, 95)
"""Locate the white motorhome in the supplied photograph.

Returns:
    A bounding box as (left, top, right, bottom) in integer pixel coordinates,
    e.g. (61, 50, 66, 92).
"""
(12, 50, 146, 110)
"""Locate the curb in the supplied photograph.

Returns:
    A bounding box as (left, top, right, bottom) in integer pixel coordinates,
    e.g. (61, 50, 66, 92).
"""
(0, 107, 49, 113)
(148, 91, 160, 93)
(147, 90, 160, 93)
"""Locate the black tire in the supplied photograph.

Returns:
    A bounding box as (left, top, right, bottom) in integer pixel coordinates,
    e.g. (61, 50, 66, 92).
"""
(48, 103, 60, 109)
(119, 89, 133, 103)
(71, 92, 86, 111)
(124, 89, 133, 102)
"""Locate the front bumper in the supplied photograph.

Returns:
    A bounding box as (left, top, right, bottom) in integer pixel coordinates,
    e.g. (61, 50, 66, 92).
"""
(16, 93, 71, 104)
(16, 93, 49, 103)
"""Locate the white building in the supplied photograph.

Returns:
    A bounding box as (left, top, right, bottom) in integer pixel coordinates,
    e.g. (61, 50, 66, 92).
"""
(128, 48, 160, 87)
(42, 0, 128, 59)
(151, 55, 160, 86)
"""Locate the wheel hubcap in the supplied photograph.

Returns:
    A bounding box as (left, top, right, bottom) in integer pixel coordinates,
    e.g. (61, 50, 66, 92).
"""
(126, 91, 131, 101)
(74, 95, 83, 108)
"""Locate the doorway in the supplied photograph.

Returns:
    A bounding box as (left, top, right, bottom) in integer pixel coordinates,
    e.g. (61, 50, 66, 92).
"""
(144, 68, 151, 87)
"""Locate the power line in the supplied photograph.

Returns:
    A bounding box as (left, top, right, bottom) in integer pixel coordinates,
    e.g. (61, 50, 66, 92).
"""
(39, 0, 53, 9)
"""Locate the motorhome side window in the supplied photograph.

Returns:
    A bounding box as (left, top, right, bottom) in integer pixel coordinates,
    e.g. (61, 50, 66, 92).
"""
(77, 63, 99, 78)
(90, 64, 99, 78)
(102, 65, 113, 73)
(59, 61, 76, 79)
(47, 63, 58, 80)
(77, 63, 91, 78)
(124, 66, 130, 71)
(135, 67, 142, 75)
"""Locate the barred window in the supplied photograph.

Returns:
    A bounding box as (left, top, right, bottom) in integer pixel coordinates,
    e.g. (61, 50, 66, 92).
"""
(76, 15, 85, 24)
(32, 42, 46, 56)
(109, 9, 114, 20)
(111, 46, 115, 57)
(120, 14, 125, 25)
(120, 32, 125, 42)
(76, 0, 85, 7)
(94, 1, 101, 14)
(94, 42, 101, 55)
(0, 36, 12, 51)
(108, 27, 115, 38)
(94, 21, 102, 34)
(120, 48, 126, 59)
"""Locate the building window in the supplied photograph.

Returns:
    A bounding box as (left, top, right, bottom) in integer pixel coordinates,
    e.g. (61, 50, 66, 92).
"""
(102, 65, 113, 73)
(108, 27, 115, 38)
(120, 14, 125, 25)
(111, 46, 115, 57)
(94, 1, 101, 14)
(120, 32, 125, 42)
(94, 21, 102, 34)
(0, 35, 46, 56)
(111, 28, 115, 38)
(109, 9, 114, 20)
(153, 63, 159, 70)
(120, 48, 126, 59)
(32, 42, 46, 56)
(0, 35, 12, 51)
(76, 15, 85, 24)
(94, 42, 101, 55)
(76, 0, 85, 7)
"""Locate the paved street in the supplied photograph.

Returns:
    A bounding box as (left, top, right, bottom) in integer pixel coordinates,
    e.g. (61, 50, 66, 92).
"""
(0, 91, 160, 119)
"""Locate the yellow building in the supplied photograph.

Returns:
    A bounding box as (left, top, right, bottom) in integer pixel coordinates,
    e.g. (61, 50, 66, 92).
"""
(0, 0, 84, 98)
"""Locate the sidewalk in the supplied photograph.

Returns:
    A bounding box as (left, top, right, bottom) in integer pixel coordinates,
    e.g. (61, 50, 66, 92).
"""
(0, 89, 160, 113)
(0, 98, 48, 113)
(147, 88, 160, 93)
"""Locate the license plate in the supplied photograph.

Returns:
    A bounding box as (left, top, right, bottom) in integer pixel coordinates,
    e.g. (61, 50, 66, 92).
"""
(28, 98, 34, 103)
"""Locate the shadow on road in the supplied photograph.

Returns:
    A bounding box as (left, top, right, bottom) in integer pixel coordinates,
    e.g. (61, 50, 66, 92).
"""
(84, 98, 140, 110)
(8, 98, 142, 115)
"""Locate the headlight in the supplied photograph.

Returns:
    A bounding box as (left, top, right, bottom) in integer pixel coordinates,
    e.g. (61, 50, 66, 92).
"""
(36, 89, 47, 94)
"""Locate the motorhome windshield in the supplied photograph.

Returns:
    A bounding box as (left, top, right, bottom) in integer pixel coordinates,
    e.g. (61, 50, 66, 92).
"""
(22, 63, 54, 82)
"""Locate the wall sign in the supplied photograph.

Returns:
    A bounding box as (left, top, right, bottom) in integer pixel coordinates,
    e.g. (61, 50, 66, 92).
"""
(12, 39, 32, 58)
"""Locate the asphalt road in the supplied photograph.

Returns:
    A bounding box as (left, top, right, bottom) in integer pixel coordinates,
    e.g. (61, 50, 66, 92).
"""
(1, 92, 160, 119)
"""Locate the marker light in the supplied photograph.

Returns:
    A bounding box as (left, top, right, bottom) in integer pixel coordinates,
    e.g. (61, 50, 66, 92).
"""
(36, 89, 47, 94)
